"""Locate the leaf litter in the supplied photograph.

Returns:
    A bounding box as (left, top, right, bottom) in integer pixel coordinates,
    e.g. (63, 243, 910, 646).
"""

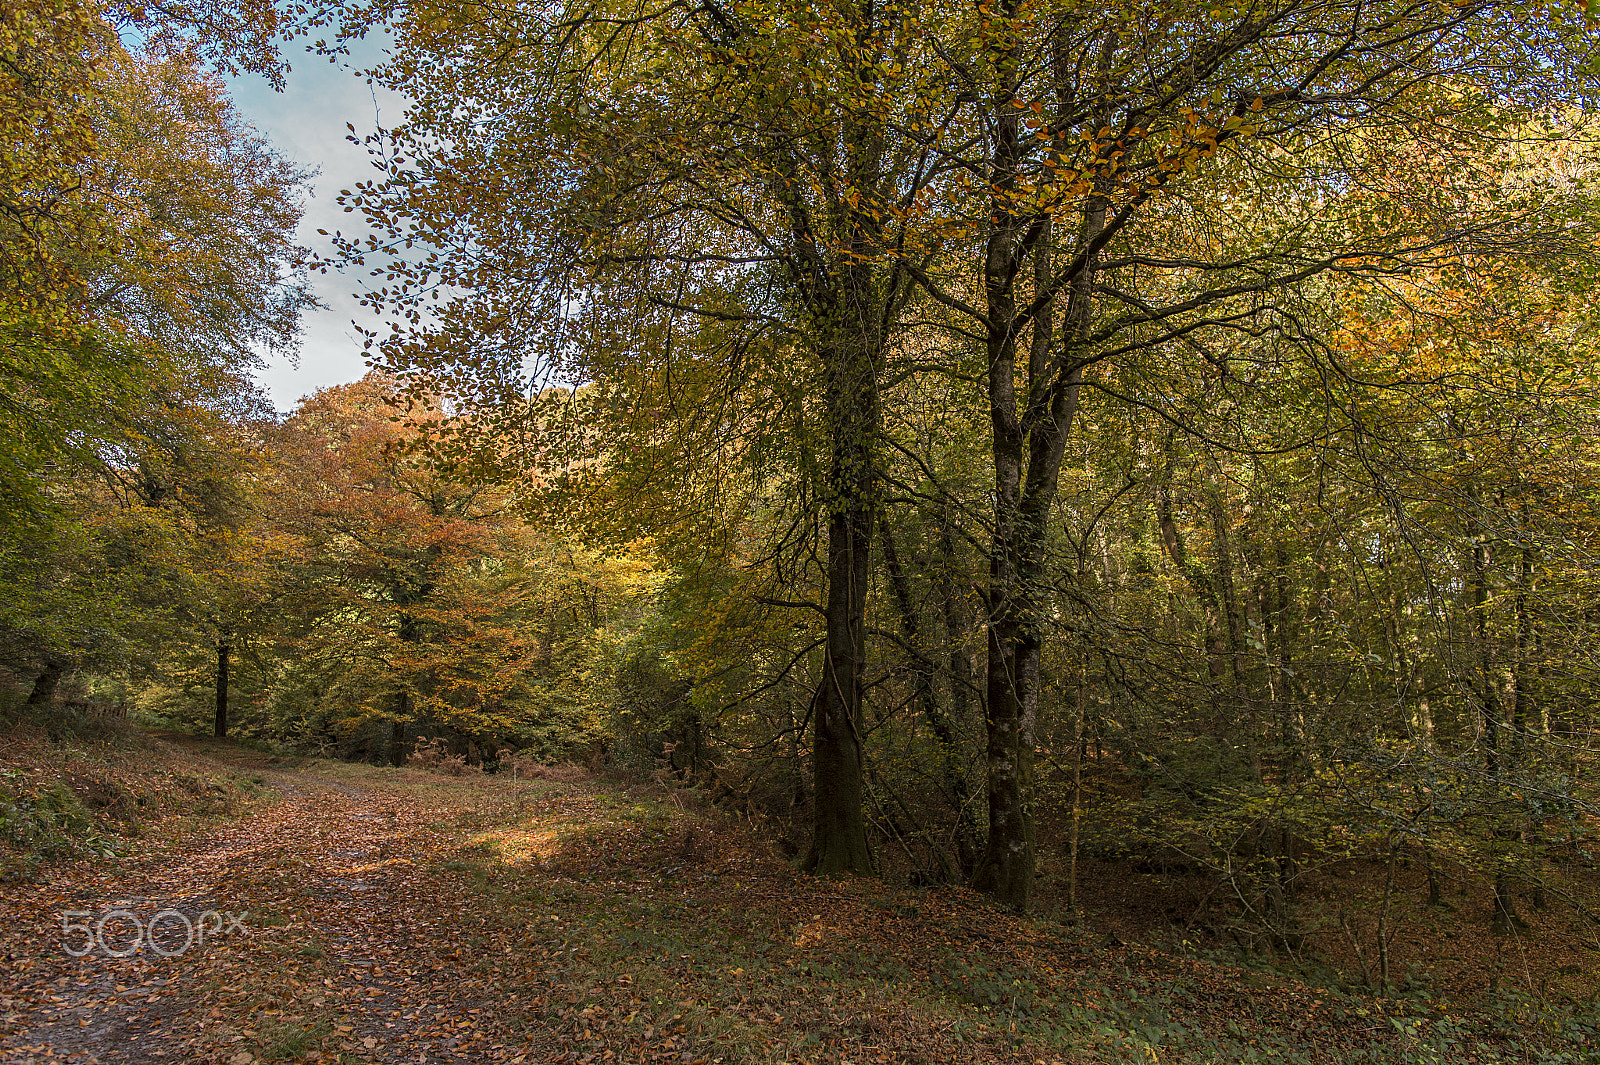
(2, 743, 1595, 1064)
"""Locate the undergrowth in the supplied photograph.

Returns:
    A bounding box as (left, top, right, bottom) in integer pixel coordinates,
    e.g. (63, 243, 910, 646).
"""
(0, 713, 270, 877)
(0, 769, 119, 864)
(440, 770, 1600, 1065)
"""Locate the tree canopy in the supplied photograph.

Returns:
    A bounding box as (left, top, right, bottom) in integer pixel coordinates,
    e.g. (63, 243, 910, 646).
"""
(324, 0, 1600, 911)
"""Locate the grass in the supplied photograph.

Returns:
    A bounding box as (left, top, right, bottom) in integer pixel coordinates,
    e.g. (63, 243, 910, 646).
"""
(0, 720, 274, 878)
(398, 770, 1600, 1065)
(259, 1015, 333, 1060)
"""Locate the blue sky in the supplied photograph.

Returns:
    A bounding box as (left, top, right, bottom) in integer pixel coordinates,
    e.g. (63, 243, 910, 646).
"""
(227, 40, 404, 413)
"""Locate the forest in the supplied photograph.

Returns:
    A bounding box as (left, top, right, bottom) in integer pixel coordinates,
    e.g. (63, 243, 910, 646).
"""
(7, 0, 1600, 1061)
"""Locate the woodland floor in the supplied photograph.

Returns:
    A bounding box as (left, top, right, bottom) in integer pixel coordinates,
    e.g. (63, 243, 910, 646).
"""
(1, 734, 1596, 1064)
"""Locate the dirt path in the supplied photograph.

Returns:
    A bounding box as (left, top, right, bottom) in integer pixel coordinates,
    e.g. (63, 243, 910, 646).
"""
(1, 765, 553, 1064)
(0, 753, 1070, 1065)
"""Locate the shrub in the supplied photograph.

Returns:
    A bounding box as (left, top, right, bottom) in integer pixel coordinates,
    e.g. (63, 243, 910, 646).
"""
(0, 769, 119, 862)
(501, 750, 589, 783)
(407, 736, 479, 776)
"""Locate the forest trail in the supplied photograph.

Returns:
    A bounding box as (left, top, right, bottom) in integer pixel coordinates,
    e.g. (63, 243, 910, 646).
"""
(1, 748, 1088, 1065)
(1, 759, 551, 1064)
(3, 741, 1541, 1065)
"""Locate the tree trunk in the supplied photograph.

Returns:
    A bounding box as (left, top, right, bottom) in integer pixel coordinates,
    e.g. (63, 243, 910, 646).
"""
(974, 377, 1086, 911)
(390, 695, 408, 767)
(1468, 515, 1502, 771)
(772, 62, 901, 877)
(214, 638, 231, 738)
(391, 603, 425, 767)
(969, 40, 1108, 902)
(1467, 512, 1525, 933)
(974, 200, 1094, 909)
(1378, 840, 1399, 993)
(971, 199, 1037, 908)
(972, 613, 1039, 908)
(26, 660, 63, 707)
(804, 329, 877, 877)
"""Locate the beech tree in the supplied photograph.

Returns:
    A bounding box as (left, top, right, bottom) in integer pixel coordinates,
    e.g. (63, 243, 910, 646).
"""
(904, 0, 1600, 910)
(224, 376, 653, 760)
(334, 0, 1598, 909)
(346, 0, 971, 873)
(0, 32, 309, 702)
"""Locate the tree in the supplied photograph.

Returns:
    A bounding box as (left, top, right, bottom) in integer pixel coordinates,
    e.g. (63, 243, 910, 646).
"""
(335, 0, 1598, 909)
(900, 0, 1600, 910)
(266, 377, 496, 760)
(0, 36, 310, 704)
(244, 376, 650, 761)
(346, 0, 975, 873)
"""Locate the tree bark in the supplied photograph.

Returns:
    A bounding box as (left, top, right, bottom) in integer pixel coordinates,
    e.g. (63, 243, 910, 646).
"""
(391, 606, 422, 767)
(386, 528, 440, 767)
(804, 327, 877, 877)
(389, 702, 408, 767)
(1468, 509, 1526, 934)
(973, 180, 1098, 908)
(214, 638, 231, 738)
(969, 35, 1041, 908)
(1468, 514, 1501, 771)
(784, 57, 903, 877)
(969, 23, 1109, 902)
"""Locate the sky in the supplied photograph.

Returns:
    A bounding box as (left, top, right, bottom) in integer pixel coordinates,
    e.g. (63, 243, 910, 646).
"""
(227, 40, 404, 414)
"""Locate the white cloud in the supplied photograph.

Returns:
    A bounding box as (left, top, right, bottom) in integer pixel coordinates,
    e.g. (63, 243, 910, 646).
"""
(228, 38, 406, 413)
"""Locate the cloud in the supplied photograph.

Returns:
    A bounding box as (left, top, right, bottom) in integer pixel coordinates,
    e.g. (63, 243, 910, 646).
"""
(228, 38, 406, 414)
